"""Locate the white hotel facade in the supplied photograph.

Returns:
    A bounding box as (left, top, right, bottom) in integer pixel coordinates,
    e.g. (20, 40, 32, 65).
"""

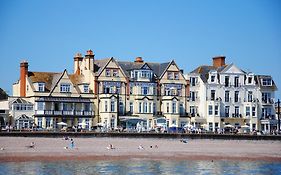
(187, 56, 278, 133)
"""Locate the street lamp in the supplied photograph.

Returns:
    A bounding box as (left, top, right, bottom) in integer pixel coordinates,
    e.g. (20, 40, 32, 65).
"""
(117, 93, 120, 127)
(276, 99, 280, 134)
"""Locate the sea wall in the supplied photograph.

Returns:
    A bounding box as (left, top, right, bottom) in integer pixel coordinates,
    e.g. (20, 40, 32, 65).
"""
(0, 132, 280, 140)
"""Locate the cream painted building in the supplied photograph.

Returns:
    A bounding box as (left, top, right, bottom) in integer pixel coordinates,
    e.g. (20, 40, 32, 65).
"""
(12, 51, 96, 130)
(95, 56, 189, 130)
(11, 50, 189, 131)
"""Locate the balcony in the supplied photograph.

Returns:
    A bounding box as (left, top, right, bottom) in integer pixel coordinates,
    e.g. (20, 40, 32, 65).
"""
(262, 99, 274, 105)
(206, 97, 222, 102)
(190, 113, 200, 118)
(261, 115, 276, 120)
(35, 110, 94, 116)
(231, 113, 242, 118)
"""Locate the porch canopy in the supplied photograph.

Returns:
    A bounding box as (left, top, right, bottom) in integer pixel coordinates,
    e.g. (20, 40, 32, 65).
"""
(15, 114, 34, 121)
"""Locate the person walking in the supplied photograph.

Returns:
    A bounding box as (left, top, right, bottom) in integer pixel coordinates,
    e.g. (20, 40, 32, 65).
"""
(70, 138, 75, 149)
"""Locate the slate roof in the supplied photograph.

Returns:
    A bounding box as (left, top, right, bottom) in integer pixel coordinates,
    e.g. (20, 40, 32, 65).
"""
(94, 57, 172, 79)
(0, 88, 8, 100)
(190, 65, 228, 82)
(117, 61, 171, 78)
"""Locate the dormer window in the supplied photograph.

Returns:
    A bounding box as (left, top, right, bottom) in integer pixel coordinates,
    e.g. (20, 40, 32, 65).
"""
(38, 83, 45, 92)
(60, 83, 71, 92)
(83, 84, 89, 93)
(262, 78, 272, 86)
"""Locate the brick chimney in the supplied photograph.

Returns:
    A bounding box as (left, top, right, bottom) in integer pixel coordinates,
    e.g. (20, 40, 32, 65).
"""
(212, 56, 226, 68)
(20, 61, 28, 97)
(135, 57, 144, 63)
(84, 49, 95, 71)
(74, 53, 83, 75)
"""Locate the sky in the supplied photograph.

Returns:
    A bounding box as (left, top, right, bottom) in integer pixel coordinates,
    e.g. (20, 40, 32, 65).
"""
(0, 0, 280, 99)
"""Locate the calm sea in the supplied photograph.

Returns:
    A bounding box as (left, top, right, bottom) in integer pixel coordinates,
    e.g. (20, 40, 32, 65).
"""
(0, 159, 280, 175)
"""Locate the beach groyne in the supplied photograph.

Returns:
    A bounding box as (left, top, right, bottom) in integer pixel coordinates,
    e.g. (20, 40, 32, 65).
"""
(0, 131, 280, 140)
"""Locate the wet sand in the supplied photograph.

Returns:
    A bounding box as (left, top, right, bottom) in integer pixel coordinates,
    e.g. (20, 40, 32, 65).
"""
(0, 137, 280, 162)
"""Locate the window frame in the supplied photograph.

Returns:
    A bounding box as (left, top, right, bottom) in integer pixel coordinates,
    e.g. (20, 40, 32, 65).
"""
(208, 105, 213, 115)
(60, 83, 71, 93)
(38, 82, 45, 92)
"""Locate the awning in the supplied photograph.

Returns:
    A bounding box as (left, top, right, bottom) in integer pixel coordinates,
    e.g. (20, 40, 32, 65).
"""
(119, 116, 146, 121)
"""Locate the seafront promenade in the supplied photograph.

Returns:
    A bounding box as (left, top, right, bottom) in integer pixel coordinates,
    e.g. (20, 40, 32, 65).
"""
(0, 131, 281, 140)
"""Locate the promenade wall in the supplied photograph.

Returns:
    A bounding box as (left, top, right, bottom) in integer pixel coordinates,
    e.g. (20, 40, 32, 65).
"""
(0, 132, 280, 140)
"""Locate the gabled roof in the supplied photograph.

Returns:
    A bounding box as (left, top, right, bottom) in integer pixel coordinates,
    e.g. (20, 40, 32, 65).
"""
(11, 97, 32, 104)
(117, 61, 170, 78)
(220, 63, 246, 74)
(28, 70, 85, 94)
(158, 60, 185, 79)
(94, 58, 111, 75)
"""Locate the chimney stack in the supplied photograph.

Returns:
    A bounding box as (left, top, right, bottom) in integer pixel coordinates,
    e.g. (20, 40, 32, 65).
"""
(74, 53, 83, 75)
(84, 49, 95, 71)
(212, 56, 226, 68)
(20, 60, 28, 97)
(135, 57, 144, 63)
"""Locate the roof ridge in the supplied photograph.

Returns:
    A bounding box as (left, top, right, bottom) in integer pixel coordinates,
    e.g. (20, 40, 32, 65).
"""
(28, 71, 62, 74)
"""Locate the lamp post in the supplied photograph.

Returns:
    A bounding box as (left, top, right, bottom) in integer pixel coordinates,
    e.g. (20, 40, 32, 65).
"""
(277, 99, 280, 134)
(116, 93, 120, 127)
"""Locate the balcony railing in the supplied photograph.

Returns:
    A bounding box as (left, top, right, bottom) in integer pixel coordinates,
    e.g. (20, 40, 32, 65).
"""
(206, 97, 222, 102)
(262, 98, 274, 104)
(35, 110, 94, 116)
(261, 115, 276, 120)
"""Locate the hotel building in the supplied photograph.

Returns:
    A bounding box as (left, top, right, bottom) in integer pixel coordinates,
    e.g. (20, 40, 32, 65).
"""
(187, 56, 278, 133)
(11, 50, 189, 130)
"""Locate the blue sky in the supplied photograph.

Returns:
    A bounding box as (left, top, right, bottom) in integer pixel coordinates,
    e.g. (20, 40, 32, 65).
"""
(0, 0, 280, 98)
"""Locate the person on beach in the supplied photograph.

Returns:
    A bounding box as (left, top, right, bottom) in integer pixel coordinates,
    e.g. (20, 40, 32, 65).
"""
(138, 145, 144, 150)
(180, 139, 188, 143)
(27, 142, 35, 148)
(70, 138, 75, 149)
(106, 144, 115, 150)
(63, 136, 69, 140)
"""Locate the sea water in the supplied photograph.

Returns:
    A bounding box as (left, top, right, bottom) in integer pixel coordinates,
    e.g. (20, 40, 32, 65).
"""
(0, 159, 280, 175)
